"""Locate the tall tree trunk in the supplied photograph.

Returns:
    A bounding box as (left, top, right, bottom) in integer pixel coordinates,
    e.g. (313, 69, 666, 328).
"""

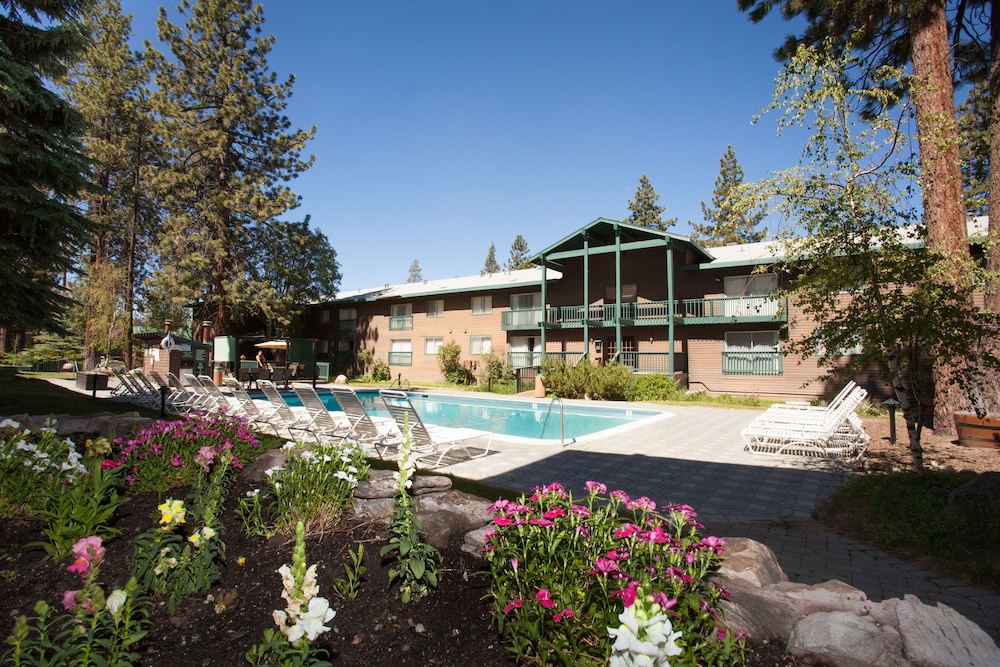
(910, 0, 970, 435)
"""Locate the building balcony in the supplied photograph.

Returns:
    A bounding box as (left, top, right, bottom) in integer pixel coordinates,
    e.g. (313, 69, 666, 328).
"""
(537, 296, 786, 329)
(501, 309, 545, 330)
(679, 296, 786, 324)
(388, 315, 413, 331)
(722, 350, 783, 375)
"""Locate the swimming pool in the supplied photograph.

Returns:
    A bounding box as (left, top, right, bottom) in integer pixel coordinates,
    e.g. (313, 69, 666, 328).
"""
(273, 389, 665, 441)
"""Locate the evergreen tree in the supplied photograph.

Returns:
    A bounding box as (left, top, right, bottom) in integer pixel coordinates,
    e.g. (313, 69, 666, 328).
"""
(146, 0, 316, 335)
(691, 146, 766, 245)
(407, 259, 422, 283)
(483, 243, 500, 273)
(506, 235, 533, 270)
(62, 0, 159, 368)
(625, 175, 675, 230)
(0, 0, 95, 339)
(958, 79, 989, 217)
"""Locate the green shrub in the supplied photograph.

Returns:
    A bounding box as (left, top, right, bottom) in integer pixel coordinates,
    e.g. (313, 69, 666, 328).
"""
(476, 353, 515, 393)
(587, 362, 632, 400)
(626, 374, 679, 402)
(357, 349, 390, 382)
(437, 341, 473, 385)
(540, 359, 632, 400)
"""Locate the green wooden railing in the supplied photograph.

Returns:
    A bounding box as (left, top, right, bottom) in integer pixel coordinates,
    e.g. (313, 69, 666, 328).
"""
(722, 350, 783, 375)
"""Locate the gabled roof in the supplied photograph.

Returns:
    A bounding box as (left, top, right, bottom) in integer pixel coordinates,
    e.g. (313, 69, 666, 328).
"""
(530, 218, 714, 269)
(328, 267, 560, 304)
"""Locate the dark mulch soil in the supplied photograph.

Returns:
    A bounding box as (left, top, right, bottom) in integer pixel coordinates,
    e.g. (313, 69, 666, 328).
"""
(0, 471, 814, 666)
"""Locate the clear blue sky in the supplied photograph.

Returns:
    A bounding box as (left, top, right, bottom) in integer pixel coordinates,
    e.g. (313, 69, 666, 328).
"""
(120, 1, 807, 292)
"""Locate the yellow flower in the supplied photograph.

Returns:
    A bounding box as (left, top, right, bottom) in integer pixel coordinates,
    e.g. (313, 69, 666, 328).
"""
(158, 499, 186, 528)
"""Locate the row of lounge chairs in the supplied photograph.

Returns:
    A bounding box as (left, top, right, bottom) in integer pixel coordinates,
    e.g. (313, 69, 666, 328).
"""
(741, 381, 870, 459)
(108, 368, 492, 468)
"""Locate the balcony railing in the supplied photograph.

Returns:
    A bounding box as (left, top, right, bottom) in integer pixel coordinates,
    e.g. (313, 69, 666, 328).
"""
(389, 315, 413, 331)
(387, 351, 412, 366)
(338, 319, 357, 332)
(335, 351, 355, 365)
(617, 351, 674, 373)
(680, 296, 786, 324)
(722, 350, 783, 375)
(539, 351, 586, 367)
(508, 351, 544, 368)
(501, 308, 545, 330)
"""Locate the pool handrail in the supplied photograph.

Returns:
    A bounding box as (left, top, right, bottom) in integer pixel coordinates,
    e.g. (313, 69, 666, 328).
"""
(539, 397, 566, 445)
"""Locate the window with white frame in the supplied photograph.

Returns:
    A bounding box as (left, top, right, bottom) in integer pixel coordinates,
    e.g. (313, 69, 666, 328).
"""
(509, 292, 542, 326)
(424, 336, 444, 355)
(388, 339, 412, 366)
(426, 299, 444, 317)
(814, 327, 865, 357)
(338, 307, 357, 332)
(723, 274, 779, 318)
(389, 303, 412, 330)
(723, 331, 782, 375)
(470, 335, 492, 355)
(724, 274, 777, 297)
(472, 295, 492, 315)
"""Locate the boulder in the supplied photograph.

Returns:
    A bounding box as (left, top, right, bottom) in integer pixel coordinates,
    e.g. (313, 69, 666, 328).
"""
(894, 594, 1000, 667)
(715, 536, 789, 588)
(353, 469, 452, 499)
(787, 610, 906, 667)
(947, 472, 1000, 523)
(334, 374, 349, 385)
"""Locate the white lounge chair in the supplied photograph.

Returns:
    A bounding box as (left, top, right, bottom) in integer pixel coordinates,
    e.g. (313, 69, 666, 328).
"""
(378, 389, 493, 468)
(257, 380, 320, 440)
(328, 385, 399, 450)
(290, 384, 352, 442)
(741, 385, 870, 459)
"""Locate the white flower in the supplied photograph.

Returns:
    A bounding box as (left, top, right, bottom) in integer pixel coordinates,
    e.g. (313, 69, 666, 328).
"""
(246, 488, 260, 497)
(288, 596, 336, 644)
(607, 595, 682, 667)
(282, 441, 296, 451)
(264, 466, 283, 477)
(0, 418, 20, 429)
(106, 589, 127, 618)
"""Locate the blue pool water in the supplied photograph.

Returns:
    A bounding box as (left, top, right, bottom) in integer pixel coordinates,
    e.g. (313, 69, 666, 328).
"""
(269, 389, 662, 441)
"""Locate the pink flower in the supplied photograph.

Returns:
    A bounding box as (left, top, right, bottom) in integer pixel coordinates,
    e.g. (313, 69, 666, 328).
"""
(590, 558, 619, 574)
(535, 589, 555, 609)
(543, 507, 565, 520)
(503, 599, 522, 613)
(493, 516, 513, 527)
(584, 480, 607, 495)
(67, 557, 90, 577)
(171, 454, 183, 467)
(100, 459, 120, 469)
(553, 607, 574, 622)
(511, 558, 518, 574)
(652, 592, 677, 610)
(529, 518, 555, 527)
(73, 536, 105, 563)
(611, 587, 637, 608)
(570, 504, 590, 517)
(702, 535, 726, 554)
(613, 523, 639, 538)
(610, 489, 631, 504)
(627, 496, 656, 511)
(62, 589, 78, 611)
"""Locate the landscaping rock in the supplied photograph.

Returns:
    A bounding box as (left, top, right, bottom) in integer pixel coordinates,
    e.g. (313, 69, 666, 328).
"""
(415, 490, 492, 549)
(716, 536, 789, 588)
(241, 449, 289, 484)
(947, 472, 1000, 523)
(893, 594, 1000, 667)
(354, 468, 452, 499)
(0, 412, 154, 439)
(787, 610, 906, 667)
(334, 374, 348, 385)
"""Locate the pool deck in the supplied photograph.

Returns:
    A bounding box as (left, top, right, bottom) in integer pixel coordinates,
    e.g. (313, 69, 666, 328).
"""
(40, 379, 1000, 642)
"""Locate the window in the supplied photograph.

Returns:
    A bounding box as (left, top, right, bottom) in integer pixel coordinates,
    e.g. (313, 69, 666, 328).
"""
(723, 331, 782, 375)
(388, 339, 412, 366)
(814, 327, 864, 357)
(338, 308, 357, 332)
(604, 284, 637, 303)
(336, 339, 354, 364)
(424, 336, 444, 355)
(426, 299, 444, 318)
(470, 336, 492, 355)
(317, 339, 330, 353)
(320, 309, 330, 324)
(510, 292, 541, 310)
(472, 295, 492, 314)
(508, 292, 542, 327)
(389, 303, 413, 330)
(722, 274, 780, 318)
(724, 274, 777, 297)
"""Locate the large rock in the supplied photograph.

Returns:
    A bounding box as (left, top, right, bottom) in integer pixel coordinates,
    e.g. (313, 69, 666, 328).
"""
(1, 412, 154, 439)
(947, 472, 1000, 523)
(894, 594, 1000, 667)
(354, 469, 452, 499)
(415, 490, 492, 549)
(788, 610, 906, 667)
(716, 537, 789, 588)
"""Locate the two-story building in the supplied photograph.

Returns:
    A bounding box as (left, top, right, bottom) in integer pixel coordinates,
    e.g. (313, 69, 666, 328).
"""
(302, 218, 850, 401)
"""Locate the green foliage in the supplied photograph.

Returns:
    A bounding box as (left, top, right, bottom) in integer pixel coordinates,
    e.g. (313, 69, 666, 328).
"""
(237, 441, 369, 536)
(380, 426, 440, 603)
(146, 0, 319, 334)
(817, 471, 1000, 592)
(957, 78, 990, 217)
(438, 341, 473, 385)
(625, 174, 676, 230)
(483, 482, 743, 665)
(626, 374, 680, 402)
(0, 0, 95, 335)
(31, 460, 128, 560)
(0, 418, 89, 517)
(3, 541, 149, 667)
(691, 145, 766, 245)
(483, 242, 501, 273)
(130, 448, 234, 613)
(540, 359, 631, 400)
(407, 259, 422, 283)
(476, 353, 515, 393)
(506, 234, 533, 271)
(357, 349, 390, 382)
(331, 545, 367, 601)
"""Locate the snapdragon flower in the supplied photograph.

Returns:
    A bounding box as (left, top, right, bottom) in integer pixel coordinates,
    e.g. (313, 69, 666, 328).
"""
(607, 589, 682, 667)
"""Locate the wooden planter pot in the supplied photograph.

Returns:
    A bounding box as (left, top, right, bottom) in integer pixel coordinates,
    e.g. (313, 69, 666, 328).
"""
(953, 412, 1000, 449)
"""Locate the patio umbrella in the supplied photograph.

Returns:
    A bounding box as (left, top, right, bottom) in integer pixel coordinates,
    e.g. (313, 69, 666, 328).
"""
(255, 340, 288, 349)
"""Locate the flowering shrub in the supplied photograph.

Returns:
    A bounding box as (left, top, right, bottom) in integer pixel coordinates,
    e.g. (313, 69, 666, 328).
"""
(3, 536, 148, 665)
(130, 446, 234, 612)
(246, 521, 334, 666)
(105, 411, 263, 492)
(237, 440, 369, 536)
(0, 418, 88, 515)
(483, 481, 744, 666)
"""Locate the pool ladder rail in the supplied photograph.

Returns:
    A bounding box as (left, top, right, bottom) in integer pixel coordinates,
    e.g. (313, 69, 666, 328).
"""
(539, 397, 571, 446)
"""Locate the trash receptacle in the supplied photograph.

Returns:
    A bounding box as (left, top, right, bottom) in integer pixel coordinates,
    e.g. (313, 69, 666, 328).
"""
(213, 365, 224, 386)
(315, 362, 330, 383)
(534, 374, 546, 398)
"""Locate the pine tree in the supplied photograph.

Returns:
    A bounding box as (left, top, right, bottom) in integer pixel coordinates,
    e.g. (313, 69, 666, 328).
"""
(958, 79, 989, 217)
(407, 259, 423, 283)
(691, 146, 766, 245)
(625, 175, 676, 230)
(483, 243, 500, 273)
(146, 0, 316, 335)
(0, 0, 95, 339)
(62, 0, 159, 368)
(505, 235, 533, 270)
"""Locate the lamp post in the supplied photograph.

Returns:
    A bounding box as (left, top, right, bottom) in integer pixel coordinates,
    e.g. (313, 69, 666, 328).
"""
(882, 398, 900, 444)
